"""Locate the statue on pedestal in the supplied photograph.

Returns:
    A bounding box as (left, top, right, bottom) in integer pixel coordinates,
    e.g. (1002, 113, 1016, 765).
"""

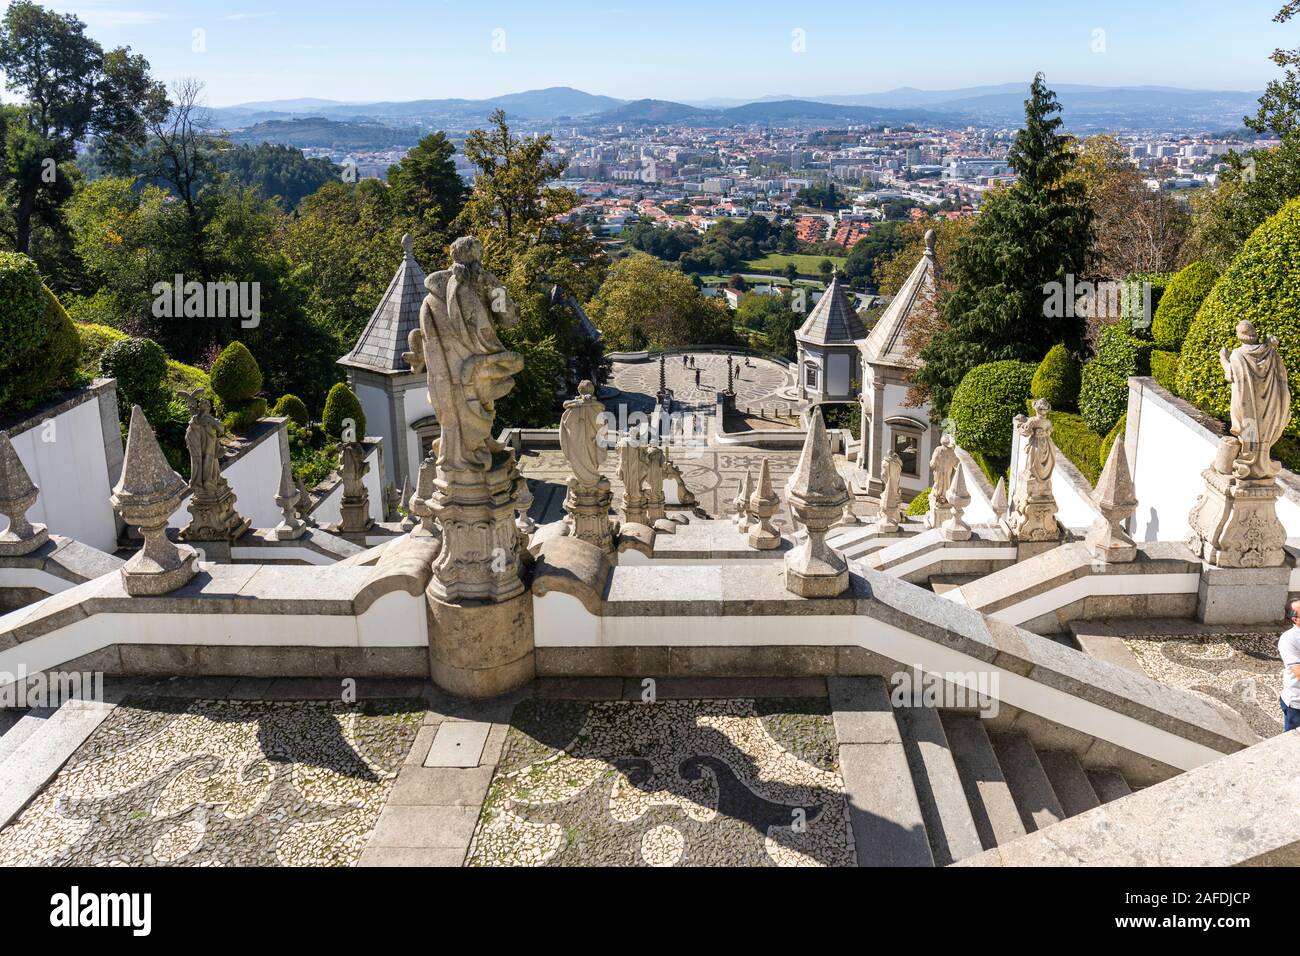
(404, 236, 526, 602)
(616, 434, 649, 527)
(178, 390, 248, 542)
(1005, 399, 1061, 542)
(926, 434, 959, 529)
(339, 441, 374, 534)
(559, 379, 615, 553)
(1188, 321, 1290, 568)
(876, 450, 904, 533)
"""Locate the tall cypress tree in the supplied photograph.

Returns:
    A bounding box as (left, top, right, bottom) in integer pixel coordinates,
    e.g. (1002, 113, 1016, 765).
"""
(916, 74, 1092, 415)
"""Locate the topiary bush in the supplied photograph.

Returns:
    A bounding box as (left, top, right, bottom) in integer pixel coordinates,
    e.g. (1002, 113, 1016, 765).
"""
(1100, 413, 1126, 472)
(949, 360, 1037, 457)
(101, 336, 169, 412)
(4, 287, 83, 411)
(0, 252, 49, 377)
(76, 323, 128, 378)
(1179, 196, 1300, 435)
(905, 487, 930, 517)
(1121, 271, 1176, 338)
(1151, 261, 1219, 351)
(1031, 343, 1081, 411)
(209, 341, 263, 405)
(1078, 325, 1149, 435)
(165, 360, 211, 398)
(322, 382, 366, 441)
(1044, 409, 1102, 485)
(222, 398, 268, 434)
(272, 393, 310, 428)
(1150, 349, 1179, 394)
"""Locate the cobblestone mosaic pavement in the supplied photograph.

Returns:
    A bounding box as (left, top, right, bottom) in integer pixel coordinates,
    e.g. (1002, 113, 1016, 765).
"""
(609, 352, 795, 416)
(466, 698, 853, 867)
(0, 697, 422, 866)
(1124, 632, 1285, 739)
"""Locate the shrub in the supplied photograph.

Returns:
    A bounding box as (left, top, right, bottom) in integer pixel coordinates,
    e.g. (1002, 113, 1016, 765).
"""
(1151, 261, 1219, 351)
(1093, 323, 1152, 377)
(1031, 344, 1081, 411)
(322, 382, 366, 441)
(221, 397, 268, 434)
(1179, 196, 1300, 434)
(1100, 413, 1126, 472)
(1044, 410, 1102, 486)
(905, 487, 930, 517)
(209, 341, 263, 405)
(0, 252, 49, 374)
(101, 337, 168, 411)
(4, 287, 83, 411)
(272, 393, 311, 427)
(1150, 349, 1179, 393)
(1121, 271, 1176, 338)
(165, 360, 211, 398)
(949, 360, 1037, 456)
(1079, 361, 1128, 435)
(76, 323, 128, 377)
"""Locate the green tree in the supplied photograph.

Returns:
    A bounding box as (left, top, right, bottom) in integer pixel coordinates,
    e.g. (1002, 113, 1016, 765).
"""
(0, 1, 161, 253)
(915, 75, 1092, 414)
(586, 254, 732, 351)
(386, 131, 467, 230)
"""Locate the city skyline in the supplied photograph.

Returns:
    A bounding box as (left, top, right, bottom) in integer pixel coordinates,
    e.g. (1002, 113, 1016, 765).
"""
(9, 0, 1290, 107)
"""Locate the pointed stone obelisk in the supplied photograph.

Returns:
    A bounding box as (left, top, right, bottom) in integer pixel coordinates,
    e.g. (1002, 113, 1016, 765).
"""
(784, 408, 850, 597)
(747, 458, 781, 550)
(0, 432, 47, 556)
(111, 406, 198, 596)
(989, 477, 1008, 520)
(735, 470, 755, 533)
(272, 459, 306, 540)
(940, 463, 972, 541)
(1086, 438, 1138, 562)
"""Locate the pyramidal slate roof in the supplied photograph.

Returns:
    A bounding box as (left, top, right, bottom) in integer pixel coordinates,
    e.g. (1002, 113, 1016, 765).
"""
(340, 234, 428, 374)
(796, 273, 865, 347)
(861, 229, 937, 370)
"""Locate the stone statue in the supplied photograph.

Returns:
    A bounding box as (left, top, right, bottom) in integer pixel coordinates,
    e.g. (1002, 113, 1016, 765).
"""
(338, 441, 373, 533)
(559, 380, 607, 488)
(403, 236, 526, 603)
(662, 455, 697, 508)
(1216, 320, 1288, 480)
(617, 434, 649, 526)
(877, 450, 903, 532)
(1005, 398, 1061, 543)
(927, 434, 959, 529)
(1188, 322, 1291, 569)
(178, 390, 248, 542)
(643, 444, 672, 531)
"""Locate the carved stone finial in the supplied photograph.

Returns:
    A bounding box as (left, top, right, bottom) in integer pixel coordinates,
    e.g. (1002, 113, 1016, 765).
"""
(784, 408, 850, 597)
(401, 232, 415, 259)
(338, 442, 374, 534)
(747, 458, 781, 550)
(876, 450, 903, 533)
(1086, 438, 1138, 562)
(178, 391, 248, 542)
(111, 406, 197, 596)
(0, 432, 47, 555)
(273, 460, 306, 540)
(924, 228, 936, 256)
(940, 462, 972, 541)
(734, 470, 755, 532)
(1005, 399, 1061, 543)
(990, 476, 1008, 518)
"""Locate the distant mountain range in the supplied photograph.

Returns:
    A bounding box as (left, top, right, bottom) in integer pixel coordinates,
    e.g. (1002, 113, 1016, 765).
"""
(208, 83, 1265, 150)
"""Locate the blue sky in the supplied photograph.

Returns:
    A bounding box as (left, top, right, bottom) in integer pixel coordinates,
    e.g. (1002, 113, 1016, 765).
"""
(7, 0, 1294, 106)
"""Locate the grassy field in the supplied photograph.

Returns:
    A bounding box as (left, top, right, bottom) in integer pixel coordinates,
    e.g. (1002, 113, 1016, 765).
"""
(742, 253, 848, 276)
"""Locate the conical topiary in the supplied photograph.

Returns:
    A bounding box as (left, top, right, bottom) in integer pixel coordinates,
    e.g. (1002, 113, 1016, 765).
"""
(209, 341, 263, 405)
(322, 382, 366, 441)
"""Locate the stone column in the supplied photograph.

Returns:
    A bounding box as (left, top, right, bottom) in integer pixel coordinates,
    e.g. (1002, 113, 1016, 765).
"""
(784, 408, 850, 597)
(1085, 439, 1137, 563)
(747, 458, 781, 550)
(0, 432, 48, 556)
(111, 406, 198, 596)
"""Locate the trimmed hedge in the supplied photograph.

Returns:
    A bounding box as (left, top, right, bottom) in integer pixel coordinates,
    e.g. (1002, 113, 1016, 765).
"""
(76, 322, 128, 377)
(1031, 344, 1081, 411)
(1121, 271, 1176, 338)
(949, 360, 1037, 457)
(165, 360, 211, 398)
(322, 382, 366, 441)
(101, 337, 168, 412)
(1150, 349, 1179, 393)
(0, 252, 49, 376)
(1101, 413, 1126, 472)
(209, 341, 263, 405)
(1045, 409, 1102, 486)
(905, 487, 930, 517)
(1152, 261, 1218, 351)
(1078, 325, 1149, 434)
(272, 393, 311, 428)
(1178, 196, 1300, 435)
(4, 287, 83, 412)
(222, 398, 268, 433)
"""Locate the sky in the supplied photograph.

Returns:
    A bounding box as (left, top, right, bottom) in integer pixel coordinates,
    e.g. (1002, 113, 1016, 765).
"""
(4, 0, 1293, 106)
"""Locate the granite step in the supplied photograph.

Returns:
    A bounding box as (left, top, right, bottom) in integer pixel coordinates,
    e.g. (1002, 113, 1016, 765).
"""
(939, 713, 1027, 850)
(0, 699, 117, 829)
(894, 706, 984, 866)
(1086, 768, 1134, 804)
(0, 708, 55, 766)
(989, 732, 1065, 833)
(1037, 751, 1103, 818)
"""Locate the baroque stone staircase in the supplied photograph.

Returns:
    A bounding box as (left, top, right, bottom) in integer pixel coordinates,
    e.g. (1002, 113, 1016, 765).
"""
(832, 678, 1138, 867)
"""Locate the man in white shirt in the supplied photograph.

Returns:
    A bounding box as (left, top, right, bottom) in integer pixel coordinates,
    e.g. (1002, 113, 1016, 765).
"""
(1280, 600, 1300, 733)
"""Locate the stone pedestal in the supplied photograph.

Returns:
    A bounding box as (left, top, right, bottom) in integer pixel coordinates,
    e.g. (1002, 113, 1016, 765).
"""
(426, 447, 524, 603)
(926, 501, 952, 531)
(1197, 564, 1289, 626)
(1186, 468, 1286, 569)
(179, 485, 249, 542)
(340, 495, 374, 535)
(564, 478, 616, 555)
(427, 588, 535, 698)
